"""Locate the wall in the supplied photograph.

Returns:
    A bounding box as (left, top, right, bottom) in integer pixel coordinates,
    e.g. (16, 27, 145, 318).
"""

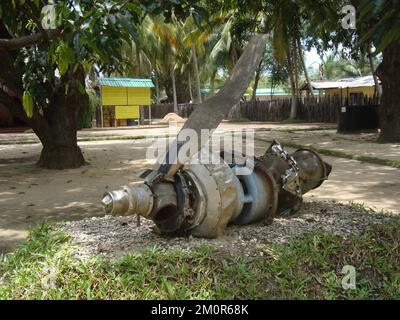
(101, 86, 151, 106)
(324, 86, 375, 99)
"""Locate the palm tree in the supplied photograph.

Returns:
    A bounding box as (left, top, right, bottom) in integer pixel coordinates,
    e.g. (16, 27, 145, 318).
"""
(321, 54, 371, 80)
(182, 16, 208, 103)
(182, 12, 234, 101)
(268, 0, 302, 119)
(297, 37, 314, 97)
(201, 15, 244, 97)
(366, 44, 382, 98)
(148, 16, 181, 112)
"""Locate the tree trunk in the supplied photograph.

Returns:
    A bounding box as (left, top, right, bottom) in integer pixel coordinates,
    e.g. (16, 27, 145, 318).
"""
(319, 64, 324, 80)
(252, 59, 263, 101)
(293, 39, 299, 99)
(210, 69, 217, 97)
(37, 67, 88, 169)
(135, 42, 141, 77)
(1, 77, 87, 169)
(36, 107, 85, 170)
(231, 45, 238, 66)
(376, 40, 400, 143)
(37, 130, 85, 170)
(270, 65, 275, 101)
(171, 65, 178, 114)
(191, 45, 202, 104)
(287, 46, 298, 119)
(154, 70, 160, 103)
(188, 71, 194, 102)
(297, 37, 314, 97)
(0, 24, 87, 170)
(367, 45, 382, 99)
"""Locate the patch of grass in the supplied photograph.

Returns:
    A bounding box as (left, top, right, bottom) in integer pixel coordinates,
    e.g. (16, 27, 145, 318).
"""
(348, 201, 378, 214)
(348, 201, 397, 216)
(281, 118, 306, 124)
(228, 117, 251, 123)
(255, 137, 400, 169)
(0, 140, 39, 145)
(277, 127, 336, 133)
(1, 218, 399, 300)
(78, 135, 149, 142)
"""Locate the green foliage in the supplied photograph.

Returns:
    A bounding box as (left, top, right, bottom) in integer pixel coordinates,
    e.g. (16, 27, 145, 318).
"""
(358, 0, 400, 53)
(321, 53, 374, 80)
(22, 91, 33, 118)
(1, 217, 399, 299)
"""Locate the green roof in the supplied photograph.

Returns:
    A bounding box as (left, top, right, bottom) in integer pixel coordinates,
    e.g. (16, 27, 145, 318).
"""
(201, 88, 289, 96)
(244, 88, 289, 96)
(99, 77, 154, 88)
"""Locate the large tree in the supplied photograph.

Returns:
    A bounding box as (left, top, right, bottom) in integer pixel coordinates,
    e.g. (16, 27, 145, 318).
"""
(0, 0, 202, 169)
(301, 0, 400, 142)
(357, 0, 400, 142)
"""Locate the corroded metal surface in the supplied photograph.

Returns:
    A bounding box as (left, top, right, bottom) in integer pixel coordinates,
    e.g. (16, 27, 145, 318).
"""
(102, 141, 332, 238)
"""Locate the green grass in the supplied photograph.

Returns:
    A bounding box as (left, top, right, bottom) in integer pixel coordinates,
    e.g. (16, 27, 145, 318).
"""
(1, 219, 399, 300)
(255, 137, 400, 169)
(0, 140, 39, 145)
(281, 118, 306, 124)
(227, 117, 251, 123)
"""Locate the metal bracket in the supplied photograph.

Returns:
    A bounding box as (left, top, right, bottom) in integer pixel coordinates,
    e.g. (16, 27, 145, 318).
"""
(269, 140, 301, 197)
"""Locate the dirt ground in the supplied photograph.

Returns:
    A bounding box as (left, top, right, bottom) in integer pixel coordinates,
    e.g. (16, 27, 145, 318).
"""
(255, 129, 400, 162)
(1, 122, 399, 253)
(2, 121, 332, 143)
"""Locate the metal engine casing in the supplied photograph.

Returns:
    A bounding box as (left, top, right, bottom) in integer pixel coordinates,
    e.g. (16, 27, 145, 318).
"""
(102, 141, 332, 238)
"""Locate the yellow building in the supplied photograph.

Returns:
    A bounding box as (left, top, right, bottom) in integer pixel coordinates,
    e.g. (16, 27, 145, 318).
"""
(99, 77, 154, 127)
(300, 75, 380, 105)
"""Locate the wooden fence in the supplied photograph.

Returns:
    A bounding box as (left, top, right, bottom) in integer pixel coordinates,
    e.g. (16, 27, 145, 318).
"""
(149, 96, 379, 123)
(143, 103, 196, 119)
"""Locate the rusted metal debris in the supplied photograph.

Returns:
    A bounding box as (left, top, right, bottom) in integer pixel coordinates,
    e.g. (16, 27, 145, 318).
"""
(101, 34, 331, 238)
(102, 141, 332, 238)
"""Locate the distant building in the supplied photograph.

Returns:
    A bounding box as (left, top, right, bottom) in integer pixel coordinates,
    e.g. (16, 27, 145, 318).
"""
(98, 77, 154, 127)
(299, 75, 380, 104)
(243, 88, 291, 100)
(201, 87, 291, 100)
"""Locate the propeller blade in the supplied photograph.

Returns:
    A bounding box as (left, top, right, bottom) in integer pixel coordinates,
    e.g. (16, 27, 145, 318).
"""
(158, 33, 269, 179)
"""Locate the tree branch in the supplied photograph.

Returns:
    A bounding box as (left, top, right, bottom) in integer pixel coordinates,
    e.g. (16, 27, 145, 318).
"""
(0, 87, 29, 124)
(0, 29, 60, 51)
(20, 3, 50, 42)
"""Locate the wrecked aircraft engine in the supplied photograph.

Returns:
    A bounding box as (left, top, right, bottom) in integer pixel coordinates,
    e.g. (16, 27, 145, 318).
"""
(102, 141, 332, 238)
(101, 34, 331, 238)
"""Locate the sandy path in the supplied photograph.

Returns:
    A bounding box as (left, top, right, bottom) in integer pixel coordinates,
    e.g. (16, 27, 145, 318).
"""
(1, 128, 399, 253)
(0, 122, 332, 143)
(256, 130, 400, 162)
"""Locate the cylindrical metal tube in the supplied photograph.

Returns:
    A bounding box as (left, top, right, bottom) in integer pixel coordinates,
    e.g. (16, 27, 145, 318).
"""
(102, 184, 153, 217)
